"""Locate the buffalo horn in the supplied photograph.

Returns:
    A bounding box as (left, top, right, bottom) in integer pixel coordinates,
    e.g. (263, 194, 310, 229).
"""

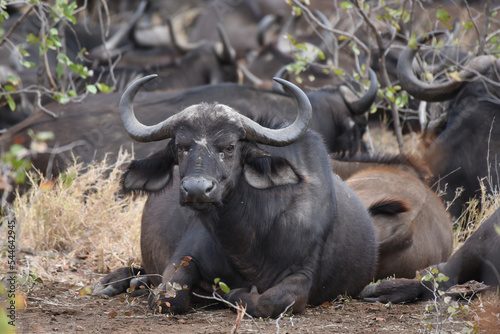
(167, 17, 205, 54)
(213, 23, 236, 63)
(271, 63, 291, 93)
(120, 75, 311, 146)
(340, 68, 378, 115)
(88, 0, 147, 62)
(397, 31, 495, 102)
(240, 77, 312, 146)
(257, 14, 278, 47)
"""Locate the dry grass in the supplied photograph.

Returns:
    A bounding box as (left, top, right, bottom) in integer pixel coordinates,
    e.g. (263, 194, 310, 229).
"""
(11, 150, 145, 282)
(453, 180, 500, 244)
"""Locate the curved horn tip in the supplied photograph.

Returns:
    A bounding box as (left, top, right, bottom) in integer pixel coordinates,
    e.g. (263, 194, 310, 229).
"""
(122, 74, 159, 100)
(272, 77, 312, 111)
(272, 77, 293, 88)
(272, 77, 298, 94)
(215, 23, 236, 62)
(129, 74, 158, 88)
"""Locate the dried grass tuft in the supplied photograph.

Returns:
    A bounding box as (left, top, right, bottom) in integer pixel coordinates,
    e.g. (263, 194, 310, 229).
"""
(13, 150, 145, 280)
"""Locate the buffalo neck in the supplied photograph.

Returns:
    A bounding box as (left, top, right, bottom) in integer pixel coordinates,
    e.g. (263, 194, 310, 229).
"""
(192, 177, 325, 285)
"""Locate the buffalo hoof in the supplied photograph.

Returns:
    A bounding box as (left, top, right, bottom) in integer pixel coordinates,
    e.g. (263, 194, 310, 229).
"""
(148, 286, 191, 314)
(360, 279, 424, 304)
(93, 266, 148, 297)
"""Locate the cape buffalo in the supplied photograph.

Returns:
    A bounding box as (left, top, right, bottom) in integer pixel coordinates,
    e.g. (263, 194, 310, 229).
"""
(332, 155, 454, 280)
(398, 31, 500, 219)
(93, 75, 378, 317)
(360, 206, 500, 304)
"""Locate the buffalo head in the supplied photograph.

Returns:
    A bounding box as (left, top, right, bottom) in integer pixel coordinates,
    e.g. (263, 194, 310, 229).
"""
(119, 74, 311, 210)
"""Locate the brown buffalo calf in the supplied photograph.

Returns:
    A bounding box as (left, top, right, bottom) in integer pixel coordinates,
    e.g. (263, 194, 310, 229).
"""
(332, 155, 454, 280)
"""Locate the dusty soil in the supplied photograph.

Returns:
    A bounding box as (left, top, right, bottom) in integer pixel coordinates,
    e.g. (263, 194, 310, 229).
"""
(15, 273, 499, 334)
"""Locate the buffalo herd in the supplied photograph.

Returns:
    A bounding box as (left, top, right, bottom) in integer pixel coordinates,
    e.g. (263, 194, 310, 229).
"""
(1, 0, 500, 320)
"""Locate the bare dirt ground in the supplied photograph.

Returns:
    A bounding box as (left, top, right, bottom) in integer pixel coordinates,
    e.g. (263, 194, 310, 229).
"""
(14, 280, 473, 334)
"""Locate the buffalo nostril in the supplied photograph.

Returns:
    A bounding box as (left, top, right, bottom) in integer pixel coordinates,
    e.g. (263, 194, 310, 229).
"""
(181, 177, 217, 198)
(205, 181, 214, 195)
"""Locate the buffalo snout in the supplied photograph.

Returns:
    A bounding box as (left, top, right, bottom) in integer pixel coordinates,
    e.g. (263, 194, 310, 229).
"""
(180, 176, 219, 209)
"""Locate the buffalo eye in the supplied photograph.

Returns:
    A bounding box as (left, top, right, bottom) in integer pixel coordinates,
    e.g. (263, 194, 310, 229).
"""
(176, 145, 186, 154)
(224, 144, 235, 154)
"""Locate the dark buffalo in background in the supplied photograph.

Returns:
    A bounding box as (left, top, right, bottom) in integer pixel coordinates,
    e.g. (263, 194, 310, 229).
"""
(0, 2, 148, 130)
(94, 76, 378, 317)
(331, 154, 453, 280)
(85, 21, 238, 93)
(360, 206, 500, 304)
(397, 31, 500, 219)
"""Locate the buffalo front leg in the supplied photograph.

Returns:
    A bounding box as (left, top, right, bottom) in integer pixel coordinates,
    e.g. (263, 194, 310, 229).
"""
(148, 257, 201, 314)
(225, 273, 311, 318)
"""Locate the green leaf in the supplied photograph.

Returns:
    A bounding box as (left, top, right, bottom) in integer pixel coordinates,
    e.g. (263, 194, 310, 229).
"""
(421, 273, 433, 281)
(292, 6, 301, 16)
(219, 282, 230, 294)
(9, 144, 25, 157)
(86, 84, 97, 94)
(351, 43, 360, 56)
(53, 93, 70, 104)
(5, 94, 16, 111)
(64, 12, 77, 24)
(436, 9, 453, 29)
(401, 11, 410, 23)
(15, 166, 30, 184)
(20, 60, 35, 69)
(26, 33, 39, 44)
(317, 49, 325, 60)
(463, 22, 474, 32)
(4, 84, 15, 92)
(58, 53, 70, 64)
(96, 83, 112, 93)
(408, 33, 418, 50)
(341, 1, 353, 9)
(56, 63, 64, 78)
(7, 75, 20, 86)
(333, 68, 344, 77)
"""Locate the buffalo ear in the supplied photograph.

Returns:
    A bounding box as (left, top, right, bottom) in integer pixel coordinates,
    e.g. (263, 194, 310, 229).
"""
(121, 141, 176, 194)
(243, 148, 301, 189)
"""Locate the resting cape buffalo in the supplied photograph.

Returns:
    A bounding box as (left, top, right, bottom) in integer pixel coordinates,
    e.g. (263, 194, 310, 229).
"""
(331, 155, 454, 280)
(398, 31, 500, 218)
(93, 75, 378, 317)
(360, 206, 500, 303)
